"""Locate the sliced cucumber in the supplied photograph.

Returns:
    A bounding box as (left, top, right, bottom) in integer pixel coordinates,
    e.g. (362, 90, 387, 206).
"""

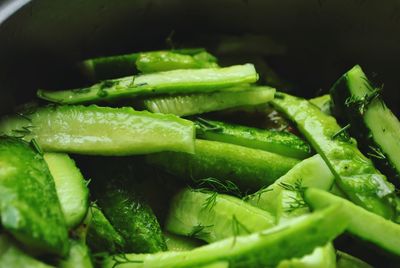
(165, 188, 275, 243)
(59, 240, 93, 268)
(104, 205, 348, 268)
(330, 65, 400, 185)
(336, 251, 373, 268)
(147, 139, 299, 190)
(309, 94, 331, 115)
(43, 153, 89, 228)
(143, 86, 275, 116)
(195, 118, 311, 159)
(38, 64, 258, 104)
(164, 232, 204, 252)
(0, 105, 195, 155)
(305, 188, 400, 256)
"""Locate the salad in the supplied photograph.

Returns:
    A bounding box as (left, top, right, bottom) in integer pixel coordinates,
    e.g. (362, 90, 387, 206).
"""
(0, 48, 399, 267)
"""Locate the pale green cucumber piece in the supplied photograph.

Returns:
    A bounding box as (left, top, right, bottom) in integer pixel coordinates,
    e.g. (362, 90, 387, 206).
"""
(104, 205, 348, 268)
(86, 205, 126, 253)
(246, 154, 335, 221)
(164, 232, 204, 252)
(195, 118, 311, 159)
(143, 86, 275, 116)
(79, 48, 212, 81)
(305, 188, 400, 256)
(165, 188, 275, 243)
(38, 64, 258, 104)
(147, 139, 299, 190)
(136, 51, 218, 73)
(271, 93, 398, 220)
(0, 234, 54, 268)
(331, 65, 400, 184)
(309, 94, 331, 115)
(336, 251, 373, 268)
(198, 261, 229, 268)
(0, 137, 69, 256)
(43, 153, 89, 228)
(60, 240, 93, 268)
(0, 105, 195, 155)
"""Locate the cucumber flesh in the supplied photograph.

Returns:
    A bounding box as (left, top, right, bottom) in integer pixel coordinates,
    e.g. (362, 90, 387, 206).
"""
(330, 65, 400, 185)
(164, 232, 204, 252)
(336, 251, 373, 268)
(165, 188, 275, 243)
(104, 205, 348, 268)
(0, 137, 69, 256)
(195, 117, 311, 159)
(59, 240, 93, 268)
(147, 139, 300, 191)
(44, 153, 89, 228)
(143, 86, 275, 117)
(305, 188, 400, 256)
(0, 105, 195, 155)
(38, 64, 258, 104)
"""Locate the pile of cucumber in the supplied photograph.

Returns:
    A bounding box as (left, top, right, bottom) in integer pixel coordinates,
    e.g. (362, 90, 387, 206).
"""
(0, 48, 399, 268)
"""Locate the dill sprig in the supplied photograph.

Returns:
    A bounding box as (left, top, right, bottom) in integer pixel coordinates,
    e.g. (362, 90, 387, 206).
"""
(242, 186, 272, 203)
(231, 215, 251, 247)
(367, 145, 386, 160)
(111, 254, 143, 268)
(202, 191, 218, 212)
(30, 138, 43, 155)
(345, 78, 384, 114)
(331, 124, 351, 142)
(187, 223, 213, 239)
(278, 178, 308, 213)
(195, 117, 224, 133)
(195, 177, 243, 198)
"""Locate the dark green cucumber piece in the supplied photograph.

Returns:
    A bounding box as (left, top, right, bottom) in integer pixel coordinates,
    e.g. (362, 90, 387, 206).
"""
(336, 251, 373, 268)
(136, 51, 218, 73)
(142, 86, 275, 117)
(38, 64, 258, 104)
(43, 153, 89, 228)
(165, 188, 275, 243)
(0, 234, 54, 268)
(95, 184, 167, 253)
(0, 105, 195, 155)
(104, 205, 348, 268)
(147, 139, 300, 190)
(309, 94, 332, 115)
(59, 240, 93, 268)
(164, 232, 204, 252)
(271, 93, 398, 220)
(80, 48, 213, 81)
(0, 137, 69, 256)
(86, 204, 126, 253)
(195, 118, 311, 159)
(305, 188, 400, 256)
(330, 65, 400, 185)
(246, 154, 335, 222)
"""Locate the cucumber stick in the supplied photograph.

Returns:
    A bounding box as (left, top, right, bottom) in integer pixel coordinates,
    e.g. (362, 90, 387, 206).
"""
(305, 188, 400, 256)
(0, 137, 69, 256)
(165, 189, 275, 243)
(147, 139, 299, 190)
(195, 118, 311, 159)
(330, 65, 400, 184)
(309, 94, 331, 115)
(104, 205, 348, 268)
(0, 105, 195, 155)
(38, 64, 258, 104)
(271, 93, 398, 220)
(43, 153, 89, 228)
(143, 86, 275, 117)
(80, 48, 215, 81)
(246, 154, 335, 222)
(336, 251, 373, 268)
(59, 240, 93, 268)
(164, 232, 204, 252)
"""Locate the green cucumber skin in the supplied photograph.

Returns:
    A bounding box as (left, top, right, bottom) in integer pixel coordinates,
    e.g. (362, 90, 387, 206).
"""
(0, 234, 55, 268)
(104, 205, 348, 268)
(330, 65, 400, 185)
(60, 240, 93, 268)
(97, 186, 167, 253)
(195, 118, 311, 159)
(0, 137, 69, 256)
(86, 205, 126, 254)
(305, 188, 400, 256)
(43, 153, 89, 228)
(0, 105, 195, 155)
(147, 139, 300, 191)
(38, 64, 258, 104)
(165, 189, 275, 243)
(143, 86, 275, 117)
(136, 51, 218, 73)
(271, 93, 398, 220)
(80, 48, 211, 81)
